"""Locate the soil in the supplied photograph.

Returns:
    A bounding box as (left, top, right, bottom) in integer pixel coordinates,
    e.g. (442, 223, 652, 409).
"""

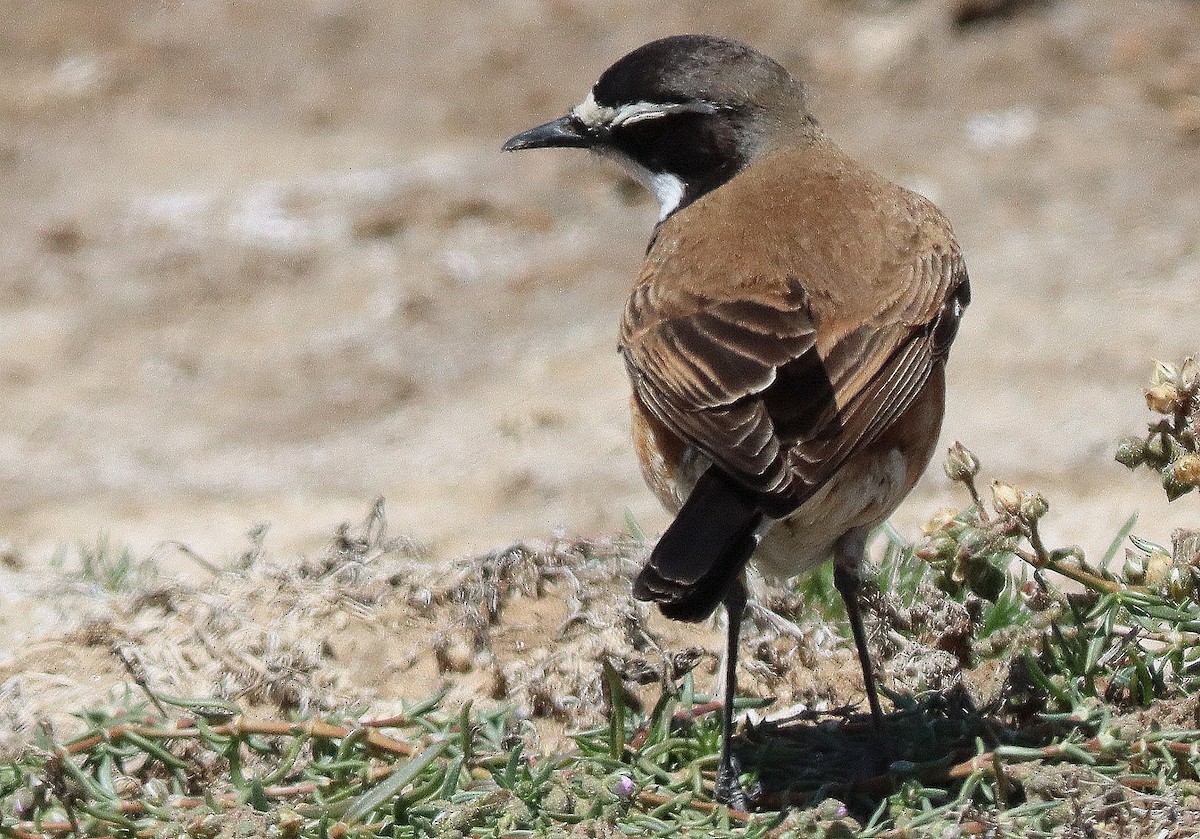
(1, 0, 1199, 745)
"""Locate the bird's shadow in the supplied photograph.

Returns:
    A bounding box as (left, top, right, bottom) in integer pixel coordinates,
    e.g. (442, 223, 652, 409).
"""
(732, 685, 1059, 820)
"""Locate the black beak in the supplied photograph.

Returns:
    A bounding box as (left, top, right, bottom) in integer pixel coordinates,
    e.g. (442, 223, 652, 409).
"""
(502, 115, 593, 152)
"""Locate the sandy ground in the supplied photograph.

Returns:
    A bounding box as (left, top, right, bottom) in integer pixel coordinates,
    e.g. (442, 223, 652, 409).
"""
(1, 0, 1199, 735)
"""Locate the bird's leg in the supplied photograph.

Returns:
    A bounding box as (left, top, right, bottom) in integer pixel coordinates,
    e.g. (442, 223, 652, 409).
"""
(714, 577, 750, 810)
(833, 529, 884, 730)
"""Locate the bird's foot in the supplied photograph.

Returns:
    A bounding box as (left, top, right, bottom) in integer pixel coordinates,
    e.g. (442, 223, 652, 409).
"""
(714, 753, 752, 812)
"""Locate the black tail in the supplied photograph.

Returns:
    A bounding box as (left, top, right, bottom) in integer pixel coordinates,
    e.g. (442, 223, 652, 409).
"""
(632, 468, 764, 622)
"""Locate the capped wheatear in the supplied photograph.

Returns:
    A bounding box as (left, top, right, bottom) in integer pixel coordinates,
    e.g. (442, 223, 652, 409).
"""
(504, 34, 969, 807)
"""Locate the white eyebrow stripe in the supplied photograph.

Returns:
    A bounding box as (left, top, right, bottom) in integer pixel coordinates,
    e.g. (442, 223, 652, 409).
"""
(572, 92, 619, 128)
(615, 105, 679, 126)
(571, 92, 719, 130)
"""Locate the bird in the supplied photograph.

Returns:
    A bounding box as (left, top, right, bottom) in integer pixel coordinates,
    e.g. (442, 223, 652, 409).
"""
(503, 34, 969, 807)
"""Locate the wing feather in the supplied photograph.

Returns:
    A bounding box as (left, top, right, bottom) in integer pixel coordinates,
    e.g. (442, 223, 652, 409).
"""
(621, 236, 968, 517)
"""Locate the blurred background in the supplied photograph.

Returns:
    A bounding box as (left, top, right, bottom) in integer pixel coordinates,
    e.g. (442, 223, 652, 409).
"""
(0, 0, 1198, 571)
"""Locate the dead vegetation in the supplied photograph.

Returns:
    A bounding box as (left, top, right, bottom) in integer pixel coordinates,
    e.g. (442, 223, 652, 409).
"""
(3, 360, 1199, 836)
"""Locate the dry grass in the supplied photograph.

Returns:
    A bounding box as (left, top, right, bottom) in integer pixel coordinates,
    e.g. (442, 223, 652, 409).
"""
(2, 362, 1199, 837)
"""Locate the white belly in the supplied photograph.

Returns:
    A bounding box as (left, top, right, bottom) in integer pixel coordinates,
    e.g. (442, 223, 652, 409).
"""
(753, 447, 910, 581)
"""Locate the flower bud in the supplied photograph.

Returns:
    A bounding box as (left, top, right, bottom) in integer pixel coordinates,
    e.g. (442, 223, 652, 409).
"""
(1145, 550, 1173, 585)
(143, 778, 169, 805)
(1172, 454, 1200, 488)
(1114, 436, 1147, 469)
(1180, 357, 1200, 393)
(922, 508, 960, 536)
(1163, 467, 1194, 501)
(915, 534, 955, 564)
(12, 787, 37, 818)
(1019, 490, 1049, 522)
(944, 441, 980, 482)
(1146, 383, 1182, 415)
(1122, 549, 1147, 584)
(1147, 360, 1176, 386)
(1144, 435, 1170, 468)
(1151, 359, 1179, 387)
(112, 775, 142, 798)
(186, 814, 222, 839)
(991, 480, 1022, 517)
(278, 810, 303, 838)
(611, 775, 636, 798)
(1167, 565, 1193, 600)
(1049, 546, 1085, 566)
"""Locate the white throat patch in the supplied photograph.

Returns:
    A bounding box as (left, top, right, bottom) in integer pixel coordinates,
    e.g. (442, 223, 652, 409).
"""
(594, 146, 687, 220)
(572, 92, 717, 220)
(647, 172, 686, 220)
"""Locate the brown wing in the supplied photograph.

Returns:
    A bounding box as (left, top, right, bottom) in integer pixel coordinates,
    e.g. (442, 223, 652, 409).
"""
(620, 246, 968, 517)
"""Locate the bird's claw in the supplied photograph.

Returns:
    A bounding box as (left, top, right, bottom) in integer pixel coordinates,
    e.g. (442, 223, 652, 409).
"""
(714, 753, 752, 812)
